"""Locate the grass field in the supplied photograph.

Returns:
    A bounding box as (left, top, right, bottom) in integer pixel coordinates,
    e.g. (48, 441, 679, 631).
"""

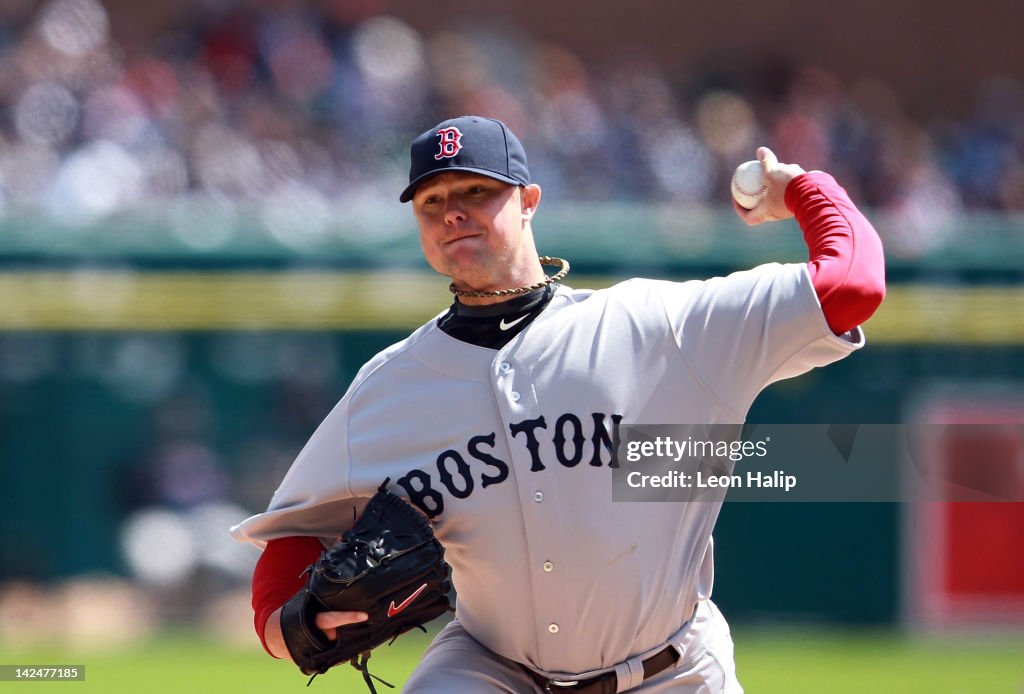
(2, 627, 1022, 693)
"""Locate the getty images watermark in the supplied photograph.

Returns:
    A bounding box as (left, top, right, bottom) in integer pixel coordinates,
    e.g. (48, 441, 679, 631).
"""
(622, 433, 793, 492)
(611, 424, 1024, 502)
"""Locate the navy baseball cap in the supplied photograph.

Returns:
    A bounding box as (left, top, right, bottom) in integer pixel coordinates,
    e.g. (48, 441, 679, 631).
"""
(400, 116, 530, 202)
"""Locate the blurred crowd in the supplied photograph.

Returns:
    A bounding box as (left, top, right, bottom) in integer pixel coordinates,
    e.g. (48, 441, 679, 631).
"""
(0, 0, 1023, 234)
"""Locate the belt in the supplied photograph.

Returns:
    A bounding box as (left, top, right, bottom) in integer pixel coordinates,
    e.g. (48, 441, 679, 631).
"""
(525, 645, 677, 694)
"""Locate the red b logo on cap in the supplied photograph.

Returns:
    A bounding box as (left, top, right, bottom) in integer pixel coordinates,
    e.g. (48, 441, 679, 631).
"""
(434, 127, 463, 159)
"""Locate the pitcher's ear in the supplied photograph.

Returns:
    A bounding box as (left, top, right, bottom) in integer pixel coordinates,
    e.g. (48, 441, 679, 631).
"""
(521, 184, 542, 217)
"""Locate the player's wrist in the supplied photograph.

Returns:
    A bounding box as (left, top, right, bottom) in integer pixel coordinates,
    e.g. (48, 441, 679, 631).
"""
(784, 170, 834, 213)
(264, 607, 290, 660)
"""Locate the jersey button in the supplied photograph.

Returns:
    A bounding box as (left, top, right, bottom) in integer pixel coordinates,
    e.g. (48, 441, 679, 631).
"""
(543, 561, 554, 572)
(511, 391, 521, 402)
(548, 623, 559, 634)
(533, 491, 543, 502)
(499, 362, 511, 373)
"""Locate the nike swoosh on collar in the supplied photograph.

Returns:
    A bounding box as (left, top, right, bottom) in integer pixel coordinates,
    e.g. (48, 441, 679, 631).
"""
(499, 314, 529, 331)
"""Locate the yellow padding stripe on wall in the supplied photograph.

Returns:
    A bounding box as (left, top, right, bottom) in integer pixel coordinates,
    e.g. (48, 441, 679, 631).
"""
(0, 271, 452, 330)
(0, 271, 1020, 344)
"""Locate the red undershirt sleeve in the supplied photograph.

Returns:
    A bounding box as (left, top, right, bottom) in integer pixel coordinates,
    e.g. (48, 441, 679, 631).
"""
(251, 536, 325, 657)
(785, 171, 886, 335)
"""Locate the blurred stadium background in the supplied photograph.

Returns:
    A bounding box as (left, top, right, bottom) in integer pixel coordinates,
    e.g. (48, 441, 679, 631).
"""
(0, 0, 1022, 691)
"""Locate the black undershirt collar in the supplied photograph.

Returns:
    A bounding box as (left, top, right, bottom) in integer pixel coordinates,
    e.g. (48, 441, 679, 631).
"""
(436, 285, 555, 350)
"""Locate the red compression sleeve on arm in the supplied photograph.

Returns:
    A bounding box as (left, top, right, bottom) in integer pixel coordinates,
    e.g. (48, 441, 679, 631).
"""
(252, 536, 324, 657)
(785, 171, 886, 335)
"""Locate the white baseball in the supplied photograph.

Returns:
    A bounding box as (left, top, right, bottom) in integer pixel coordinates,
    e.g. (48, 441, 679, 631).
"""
(731, 160, 767, 210)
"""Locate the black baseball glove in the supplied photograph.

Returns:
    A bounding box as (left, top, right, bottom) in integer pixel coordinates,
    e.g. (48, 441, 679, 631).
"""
(280, 479, 453, 691)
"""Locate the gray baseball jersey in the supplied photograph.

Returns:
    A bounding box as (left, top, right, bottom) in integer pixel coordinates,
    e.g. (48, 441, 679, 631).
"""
(232, 261, 862, 677)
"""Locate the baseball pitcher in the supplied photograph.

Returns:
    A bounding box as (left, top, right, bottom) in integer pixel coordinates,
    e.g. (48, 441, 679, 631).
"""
(232, 115, 885, 693)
